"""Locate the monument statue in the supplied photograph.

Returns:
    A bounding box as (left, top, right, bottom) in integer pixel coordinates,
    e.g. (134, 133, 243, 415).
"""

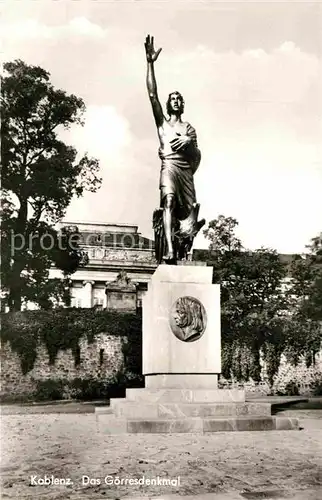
(145, 35, 205, 264)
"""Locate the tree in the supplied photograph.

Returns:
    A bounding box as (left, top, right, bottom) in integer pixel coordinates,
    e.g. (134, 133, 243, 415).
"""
(203, 215, 242, 253)
(1, 60, 101, 311)
(301, 234, 322, 322)
(286, 233, 322, 365)
(203, 216, 289, 383)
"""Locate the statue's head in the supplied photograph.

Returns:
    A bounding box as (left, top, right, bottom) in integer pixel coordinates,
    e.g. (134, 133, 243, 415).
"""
(166, 91, 185, 116)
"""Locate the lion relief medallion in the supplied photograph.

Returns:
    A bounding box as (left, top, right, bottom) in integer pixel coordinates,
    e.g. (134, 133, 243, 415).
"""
(169, 296, 207, 342)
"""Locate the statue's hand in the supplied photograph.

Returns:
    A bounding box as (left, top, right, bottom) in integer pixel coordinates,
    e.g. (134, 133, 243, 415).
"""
(170, 134, 192, 152)
(145, 34, 162, 63)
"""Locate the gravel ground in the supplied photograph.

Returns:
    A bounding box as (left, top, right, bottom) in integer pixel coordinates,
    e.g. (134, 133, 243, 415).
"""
(1, 410, 322, 499)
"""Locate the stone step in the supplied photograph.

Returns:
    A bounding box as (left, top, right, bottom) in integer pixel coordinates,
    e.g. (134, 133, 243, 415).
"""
(203, 416, 299, 433)
(95, 406, 114, 415)
(111, 401, 271, 419)
(97, 415, 299, 434)
(123, 388, 245, 404)
(95, 414, 127, 434)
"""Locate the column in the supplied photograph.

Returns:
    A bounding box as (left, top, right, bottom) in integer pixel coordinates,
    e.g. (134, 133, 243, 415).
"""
(104, 282, 110, 309)
(82, 281, 94, 308)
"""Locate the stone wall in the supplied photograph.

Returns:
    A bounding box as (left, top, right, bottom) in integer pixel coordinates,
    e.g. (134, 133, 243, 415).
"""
(1, 331, 321, 400)
(270, 353, 322, 395)
(0, 333, 125, 400)
(219, 352, 322, 396)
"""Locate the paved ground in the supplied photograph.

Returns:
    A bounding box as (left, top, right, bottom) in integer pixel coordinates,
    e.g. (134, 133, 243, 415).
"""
(1, 402, 96, 415)
(1, 405, 322, 500)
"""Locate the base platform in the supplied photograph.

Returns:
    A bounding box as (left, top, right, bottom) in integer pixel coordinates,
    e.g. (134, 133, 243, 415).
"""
(96, 388, 299, 434)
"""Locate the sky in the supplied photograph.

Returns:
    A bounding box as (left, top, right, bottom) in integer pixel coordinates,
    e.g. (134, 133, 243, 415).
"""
(1, 0, 322, 253)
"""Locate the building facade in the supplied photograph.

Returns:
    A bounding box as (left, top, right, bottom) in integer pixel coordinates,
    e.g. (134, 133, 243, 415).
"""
(49, 222, 157, 310)
(28, 221, 308, 311)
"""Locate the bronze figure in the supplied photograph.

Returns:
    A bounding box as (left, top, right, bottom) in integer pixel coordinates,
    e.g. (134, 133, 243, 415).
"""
(145, 35, 205, 264)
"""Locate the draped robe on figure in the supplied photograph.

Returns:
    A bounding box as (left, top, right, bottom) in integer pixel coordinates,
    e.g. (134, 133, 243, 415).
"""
(158, 121, 201, 221)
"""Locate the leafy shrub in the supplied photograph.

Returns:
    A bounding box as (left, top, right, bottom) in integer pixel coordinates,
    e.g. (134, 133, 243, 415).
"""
(310, 375, 322, 396)
(276, 380, 299, 396)
(30, 369, 145, 402)
(69, 377, 114, 400)
(33, 379, 67, 401)
(69, 371, 144, 401)
(0, 394, 34, 404)
(285, 380, 300, 396)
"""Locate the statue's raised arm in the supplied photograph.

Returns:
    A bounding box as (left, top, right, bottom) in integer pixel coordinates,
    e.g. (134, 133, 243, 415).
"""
(145, 35, 164, 127)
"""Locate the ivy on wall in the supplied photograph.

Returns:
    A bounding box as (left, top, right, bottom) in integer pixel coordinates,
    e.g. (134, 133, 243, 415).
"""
(1, 309, 142, 375)
(1, 307, 321, 392)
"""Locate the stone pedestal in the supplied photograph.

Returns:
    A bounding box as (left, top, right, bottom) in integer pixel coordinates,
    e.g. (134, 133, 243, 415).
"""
(98, 265, 299, 433)
(143, 264, 220, 385)
(105, 270, 137, 312)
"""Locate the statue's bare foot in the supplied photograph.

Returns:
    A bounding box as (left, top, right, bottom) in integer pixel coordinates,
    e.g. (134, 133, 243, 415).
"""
(163, 252, 175, 263)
